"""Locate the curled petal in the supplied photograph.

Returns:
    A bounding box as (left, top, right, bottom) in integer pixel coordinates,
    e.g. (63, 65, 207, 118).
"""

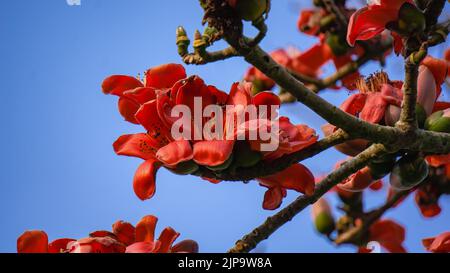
(156, 140, 193, 168)
(156, 227, 180, 253)
(360, 93, 389, 124)
(258, 163, 315, 196)
(113, 133, 159, 160)
(262, 187, 286, 210)
(133, 159, 161, 201)
(135, 215, 158, 243)
(122, 87, 156, 105)
(338, 166, 375, 192)
(171, 240, 199, 253)
(193, 140, 234, 167)
(422, 232, 450, 253)
(340, 93, 366, 116)
(17, 231, 49, 253)
(347, 5, 399, 46)
(112, 221, 136, 246)
(145, 63, 186, 89)
(292, 43, 332, 77)
(102, 75, 143, 96)
(118, 97, 140, 124)
(68, 237, 126, 253)
(227, 82, 252, 107)
(433, 101, 450, 113)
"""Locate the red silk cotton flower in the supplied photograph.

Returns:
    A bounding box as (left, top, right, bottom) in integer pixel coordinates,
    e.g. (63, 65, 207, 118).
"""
(347, 0, 416, 47)
(422, 232, 450, 253)
(17, 215, 198, 253)
(103, 64, 317, 210)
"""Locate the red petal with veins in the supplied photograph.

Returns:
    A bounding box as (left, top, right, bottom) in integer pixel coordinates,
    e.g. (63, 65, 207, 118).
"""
(112, 221, 136, 246)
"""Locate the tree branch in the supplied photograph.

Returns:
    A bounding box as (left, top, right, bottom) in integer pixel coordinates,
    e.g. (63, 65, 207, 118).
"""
(228, 144, 389, 253)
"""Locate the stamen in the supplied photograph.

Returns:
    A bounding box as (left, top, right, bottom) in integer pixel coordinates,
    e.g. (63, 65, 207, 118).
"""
(356, 71, 389, 93)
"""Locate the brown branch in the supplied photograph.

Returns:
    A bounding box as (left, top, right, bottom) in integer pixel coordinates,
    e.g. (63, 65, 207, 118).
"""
(182, 46, 239, 65)
(334, 190, 410, 245)
(228, 144, 389, 253)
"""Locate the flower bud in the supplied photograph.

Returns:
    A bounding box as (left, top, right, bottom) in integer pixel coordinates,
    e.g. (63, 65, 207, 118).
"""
(227, 0, 268, 22)
(390, 155, 429, 191)
(425, 109, 450, 133)
(193, 30, 207, 55)
(312, 198, 335, 236)
(176, 26, 190, 57)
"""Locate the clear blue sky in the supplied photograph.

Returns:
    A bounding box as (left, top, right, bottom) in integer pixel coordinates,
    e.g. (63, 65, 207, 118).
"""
(0, 0, 448, 253)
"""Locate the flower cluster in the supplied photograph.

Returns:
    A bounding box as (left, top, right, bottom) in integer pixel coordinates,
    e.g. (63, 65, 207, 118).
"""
(103, 63, 318, 210)
(17, 215, 198, 253)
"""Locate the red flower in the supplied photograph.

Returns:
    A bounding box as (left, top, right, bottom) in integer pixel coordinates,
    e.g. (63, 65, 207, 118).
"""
(423, 232, 450, 253)
(104, 64, 317, 209)
(361, 219, 407, 253)
(17, 215, 198, 253)
(346, 0, 414, 46)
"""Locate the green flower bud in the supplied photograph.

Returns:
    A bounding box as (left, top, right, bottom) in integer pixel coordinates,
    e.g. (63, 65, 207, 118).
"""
(425, 109, 450, 133)
(315, 212, 335, 235)
(176, 26, 190, 57)
(390, 155, 429, 191)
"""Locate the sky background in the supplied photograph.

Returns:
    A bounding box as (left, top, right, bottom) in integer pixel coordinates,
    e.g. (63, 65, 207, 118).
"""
(0, 0, 448, 253)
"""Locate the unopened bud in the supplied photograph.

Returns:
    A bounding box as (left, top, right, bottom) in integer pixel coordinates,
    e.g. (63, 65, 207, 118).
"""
(312, 198, 335, 236)
(227, 0, 268, 22)
(390, 154, 429, 191)
(425, 109, 450, 133)
(176, 26, 190, 57)
(396, 3, 425, 35)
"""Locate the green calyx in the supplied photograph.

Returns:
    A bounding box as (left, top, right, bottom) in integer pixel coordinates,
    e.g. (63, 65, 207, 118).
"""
(169, 160, 199, 175)
(206, 155, 234, 172)
(233, 141, 263, 168)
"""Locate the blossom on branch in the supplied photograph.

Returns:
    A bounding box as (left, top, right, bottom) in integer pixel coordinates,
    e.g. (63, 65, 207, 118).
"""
(17, 215, 198, 253)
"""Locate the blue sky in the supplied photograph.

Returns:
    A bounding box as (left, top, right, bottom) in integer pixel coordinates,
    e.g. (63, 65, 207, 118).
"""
(0, 0, 448, 253)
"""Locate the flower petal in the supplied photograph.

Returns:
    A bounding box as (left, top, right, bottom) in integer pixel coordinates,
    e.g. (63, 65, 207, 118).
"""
(17, 231, 49, 253)
(135, 215, 158, 243)
(125, 241, 160, 253)
(156, 227, 180, 253)
(48, 238, 75, 253)
(113, 133, 159, 160)
(118, 97, 140, 124)
(422, 232, 450, 253)
(102, 75, 143, 96)
(258, 163, 315, 195)
(133, 159, 161, 201)
(135, 100, 172, 147)
(369, 219, 406, 253)
(145, 63, 186, 89)
(112, 221, 136, 246)
(193, 140, 235, 167)
(156, 140, 193, 168)
(262, 187, 286, 210)
(171, 239, 199, 253)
